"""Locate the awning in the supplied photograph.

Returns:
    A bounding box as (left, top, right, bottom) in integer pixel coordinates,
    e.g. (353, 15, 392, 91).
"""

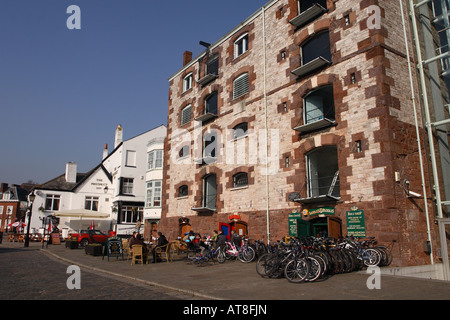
(53, 209, 110, 218)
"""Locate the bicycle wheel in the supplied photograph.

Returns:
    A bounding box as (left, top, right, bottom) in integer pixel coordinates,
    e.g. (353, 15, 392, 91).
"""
(305, 257, 322, 282)
(256, 253, 276, 277)
(216, 249, 226, 264)
(238, 246, 255, 263)
(284, 258, 309, 283)
(363, 248, 381, 267)
(376, 245, 393, 266)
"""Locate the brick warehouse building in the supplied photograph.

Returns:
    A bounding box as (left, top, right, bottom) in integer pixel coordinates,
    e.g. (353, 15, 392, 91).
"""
(159, 0, 448, 267)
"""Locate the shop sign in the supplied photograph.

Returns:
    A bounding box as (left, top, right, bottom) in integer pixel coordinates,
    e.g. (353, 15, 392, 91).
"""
(288, 211, 302, 237)
(228, 214, 241, 221)
(346, 209, 366, 238)
(308, 207, 335, 217)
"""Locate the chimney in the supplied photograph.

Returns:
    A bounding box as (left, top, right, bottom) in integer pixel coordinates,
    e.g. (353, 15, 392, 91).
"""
(65, 162, 77, 183)
(102, 144, 109, 160)
(0, 183, 8, 193)
(183, 51, 192, 66)
(114, 124, 123, 148)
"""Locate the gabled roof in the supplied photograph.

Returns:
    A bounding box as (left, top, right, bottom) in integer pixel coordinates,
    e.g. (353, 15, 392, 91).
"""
(0, 185, 29, 201)
(35, 164, 112, 193)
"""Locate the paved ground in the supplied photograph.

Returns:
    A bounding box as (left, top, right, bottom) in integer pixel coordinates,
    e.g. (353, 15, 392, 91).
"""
(0, 244, 201, 300)
(1, 241, 448, 302)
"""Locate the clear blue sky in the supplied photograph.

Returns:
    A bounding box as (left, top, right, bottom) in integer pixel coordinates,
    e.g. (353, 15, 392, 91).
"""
(0, 0, 268, 185)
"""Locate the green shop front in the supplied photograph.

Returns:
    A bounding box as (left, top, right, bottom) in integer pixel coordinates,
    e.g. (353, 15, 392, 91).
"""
(288, 207, 342, 239)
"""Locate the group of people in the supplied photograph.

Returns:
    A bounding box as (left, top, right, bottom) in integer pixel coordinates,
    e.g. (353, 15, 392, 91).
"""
(128, 231, 168, 263)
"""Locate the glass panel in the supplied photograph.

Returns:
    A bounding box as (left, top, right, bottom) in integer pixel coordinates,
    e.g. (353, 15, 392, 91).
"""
(302, 31, 331, 65)
(206, 92, 218, 115)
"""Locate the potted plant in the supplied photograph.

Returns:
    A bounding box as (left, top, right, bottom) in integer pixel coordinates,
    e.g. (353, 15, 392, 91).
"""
(65, 238, 79, 249)
(85, 243, 104, 256)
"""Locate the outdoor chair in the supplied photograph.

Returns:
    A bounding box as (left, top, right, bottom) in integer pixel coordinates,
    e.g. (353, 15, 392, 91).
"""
(155, 243, 172, 263)
(131, 245, 145, 265)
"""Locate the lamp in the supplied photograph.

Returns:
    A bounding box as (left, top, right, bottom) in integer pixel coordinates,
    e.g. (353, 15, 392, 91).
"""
(24, 192, 36, 248)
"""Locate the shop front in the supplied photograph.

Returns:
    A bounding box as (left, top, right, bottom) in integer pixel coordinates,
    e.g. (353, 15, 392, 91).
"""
(219, 214, 248, 240)
(289, 207, 342, 239)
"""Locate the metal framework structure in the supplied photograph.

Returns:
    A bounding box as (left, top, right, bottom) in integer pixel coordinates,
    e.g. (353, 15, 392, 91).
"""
(405, 0, 450, 279)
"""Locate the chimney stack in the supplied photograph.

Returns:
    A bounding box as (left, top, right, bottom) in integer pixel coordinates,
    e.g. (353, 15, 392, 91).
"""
(0, 183, 8, 193)
(183, 51, 192, 66)
(114, 124, 123, 148)
(103, 144, 108, 160)
(65, 162, 77, 183)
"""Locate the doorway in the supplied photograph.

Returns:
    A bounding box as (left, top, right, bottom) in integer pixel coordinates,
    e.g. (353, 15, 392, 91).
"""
(295, 216, 342, 239)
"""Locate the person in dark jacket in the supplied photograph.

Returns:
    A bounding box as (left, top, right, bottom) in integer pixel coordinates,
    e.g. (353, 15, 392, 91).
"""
(152, 232, 168, 263)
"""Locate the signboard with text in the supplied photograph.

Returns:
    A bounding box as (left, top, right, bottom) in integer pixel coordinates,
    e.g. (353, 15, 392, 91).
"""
(346, 209, 366, 238)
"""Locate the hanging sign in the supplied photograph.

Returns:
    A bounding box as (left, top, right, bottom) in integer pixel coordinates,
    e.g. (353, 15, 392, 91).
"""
(308, 207, 335, 217)
(346, 209, 366, 238)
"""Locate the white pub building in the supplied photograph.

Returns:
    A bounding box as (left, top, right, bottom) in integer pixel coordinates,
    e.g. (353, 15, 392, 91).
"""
(29, 124, 166, 239)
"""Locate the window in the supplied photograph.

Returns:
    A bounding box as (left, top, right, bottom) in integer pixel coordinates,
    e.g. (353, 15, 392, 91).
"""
(178, 185, 189, 197)
(181, 104, 192, 125)
(126, 150, 136, 167)
(301, 31, 331, 65)
(120, 206, 143, 224)
(179, 145, 190, 158)
(183, 73, 193, 92)
(233, 122, 248, 139)
(304, 85, 335, 124)
(203, 131, 218, 160)
(233, 73, 249, 100)
(45, 195, 60, 211)
(205, 92, 218, 115)
(146, 180, 162, 207)
(306, 146, 340, 198)
(234, 33, 249, 58)
(233, 172, 248, 188)
(147, 149, 163, 170)
(206, 55, 219, 76)
(298, 0, 327, 14)
(121, 178, 134, 195)
(85, 196, 99, 211)
(203, 174, 217, 209)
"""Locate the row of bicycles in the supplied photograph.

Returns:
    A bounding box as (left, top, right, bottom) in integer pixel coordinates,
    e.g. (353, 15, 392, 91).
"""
(187, 238, 256, 266)
(254, 236, 394, 283)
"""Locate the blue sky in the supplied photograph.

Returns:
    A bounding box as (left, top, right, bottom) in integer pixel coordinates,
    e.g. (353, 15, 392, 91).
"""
(0, 0, 268, 185)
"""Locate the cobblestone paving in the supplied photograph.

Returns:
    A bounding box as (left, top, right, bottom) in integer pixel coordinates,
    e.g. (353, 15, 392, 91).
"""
(0, 246, 201, 300)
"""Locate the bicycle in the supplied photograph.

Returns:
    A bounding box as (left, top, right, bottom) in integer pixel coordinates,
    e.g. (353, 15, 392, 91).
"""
(224, 239, 255, 263)
(189, 243, 226, 266)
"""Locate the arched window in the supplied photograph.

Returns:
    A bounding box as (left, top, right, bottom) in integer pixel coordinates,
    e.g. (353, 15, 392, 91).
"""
(233, 73, 249, 99)
(183, 73, 193, 92)
(304, 85, 335, 124)
(233, 122, 248, 139)
(233, 172, 248, 188)
(203, 174, 217, 209)
(234, 33, 249, 58)
(178, 185, 188, 197)
(181, 104, 191, 125)
(179, 145, 190, 158)
(301, 30, 331, 65)
(205, 92, 218, 115)
(306, 146, 340, 198)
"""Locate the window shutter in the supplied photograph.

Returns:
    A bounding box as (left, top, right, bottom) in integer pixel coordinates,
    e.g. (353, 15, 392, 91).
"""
(233, 73, 249, 99)
(181, 105, 191, 125)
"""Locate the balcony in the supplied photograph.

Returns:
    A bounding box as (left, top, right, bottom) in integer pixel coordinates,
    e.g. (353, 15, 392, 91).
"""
(293, 118, 336, 134)
(197, 73, 218, 87)
(291, 56, 330, 78)
(289, 3, 327, 29)
(194, 112, 217, 123)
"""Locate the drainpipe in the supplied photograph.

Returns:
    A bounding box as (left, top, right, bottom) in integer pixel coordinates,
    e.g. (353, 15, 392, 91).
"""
(262, 5, 270, 244)
(400, 0, 433, 264)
